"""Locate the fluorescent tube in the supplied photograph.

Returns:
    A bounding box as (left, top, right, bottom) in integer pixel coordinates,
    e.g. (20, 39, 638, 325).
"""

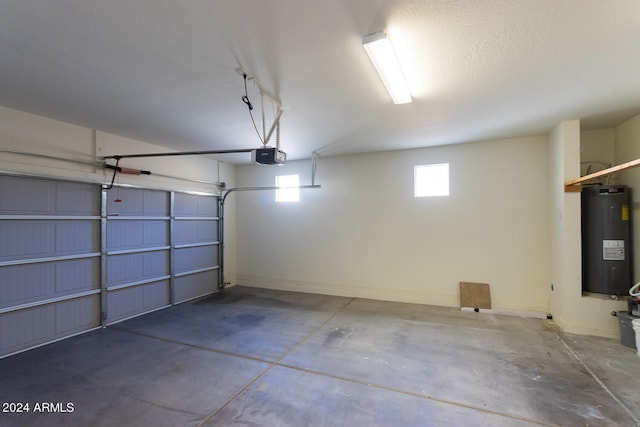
(363, 32, 412, 104)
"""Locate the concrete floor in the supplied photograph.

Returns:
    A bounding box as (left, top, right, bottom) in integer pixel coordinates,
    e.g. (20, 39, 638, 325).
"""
(1, 286, 639, 427)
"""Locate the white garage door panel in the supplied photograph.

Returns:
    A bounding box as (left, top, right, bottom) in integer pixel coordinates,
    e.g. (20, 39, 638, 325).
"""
(0, 220, 99, 261)
(0, 177, 55, 213)
(106, 279, 170, 323)
(0, 221, 52, 260)
(106, 188, 169, 216)
(0, 177, 99, 215)
(55, 182, 101, 214)
(55, 221, 100, 253)
(55, 295, 101, 335)
(106, 251, 170, 286)
(174, 270, 218, 303)
(174, 220, 218, 244)
(0, 258, 99, 309)
(174, 192, 217, 216)
(0, 263, 53, 308)
(1, 305, 56, 353)
(174, 246, 219, 273)
(0, 295, 99, 356)
(55, 258, 100, 293)
(106, 220, 169, 250)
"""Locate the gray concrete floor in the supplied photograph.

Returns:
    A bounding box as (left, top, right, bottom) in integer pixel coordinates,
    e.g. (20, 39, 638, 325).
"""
(1, 286, 639, 427)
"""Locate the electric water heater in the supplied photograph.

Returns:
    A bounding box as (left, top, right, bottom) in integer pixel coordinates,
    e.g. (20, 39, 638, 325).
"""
(581, 185, 632, 295)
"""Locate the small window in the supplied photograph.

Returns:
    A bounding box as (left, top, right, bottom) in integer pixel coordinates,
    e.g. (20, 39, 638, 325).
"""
(275, 174, 300, 202)
(414, 163, 449, 197)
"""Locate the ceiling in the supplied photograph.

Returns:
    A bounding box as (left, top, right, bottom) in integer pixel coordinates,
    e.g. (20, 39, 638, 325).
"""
(1, 1, 640, 164)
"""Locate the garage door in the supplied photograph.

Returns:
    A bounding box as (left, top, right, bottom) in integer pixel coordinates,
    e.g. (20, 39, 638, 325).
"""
(0, 176, 101, 357)
(104, 188, 220, 322)
(0, 175, 220, 357)
(172, 191, 220, 304)
(104, 186, 172, 323)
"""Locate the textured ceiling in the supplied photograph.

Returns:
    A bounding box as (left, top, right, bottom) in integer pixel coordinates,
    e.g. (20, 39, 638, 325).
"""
(1, 0, 640, 163)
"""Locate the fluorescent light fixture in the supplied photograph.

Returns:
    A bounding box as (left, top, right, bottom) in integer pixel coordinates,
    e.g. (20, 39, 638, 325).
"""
(362, 31, 412, 104)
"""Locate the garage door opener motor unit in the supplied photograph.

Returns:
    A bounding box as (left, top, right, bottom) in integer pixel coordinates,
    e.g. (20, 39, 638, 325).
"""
(252, 147, 286, 165)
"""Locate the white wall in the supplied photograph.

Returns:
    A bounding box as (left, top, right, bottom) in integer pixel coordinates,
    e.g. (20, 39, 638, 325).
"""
(236, 136, 551, 316)
(580, 128, 616, 181)
(549, 121, 627, 338)
(615, 113, 640, 284)
(0, 106, 238, 284)
(0, 106, 233, 192)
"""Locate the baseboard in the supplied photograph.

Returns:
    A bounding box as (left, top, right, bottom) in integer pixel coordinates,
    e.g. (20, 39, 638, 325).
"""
(553, 314, 620, 339)
(236, 274, 549, 318)
(459, 307, 548, 319)
(238, 274, 456, 306)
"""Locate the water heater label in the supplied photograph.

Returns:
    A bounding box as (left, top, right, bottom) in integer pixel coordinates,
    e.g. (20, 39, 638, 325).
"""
(603, 240, 625, 260)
